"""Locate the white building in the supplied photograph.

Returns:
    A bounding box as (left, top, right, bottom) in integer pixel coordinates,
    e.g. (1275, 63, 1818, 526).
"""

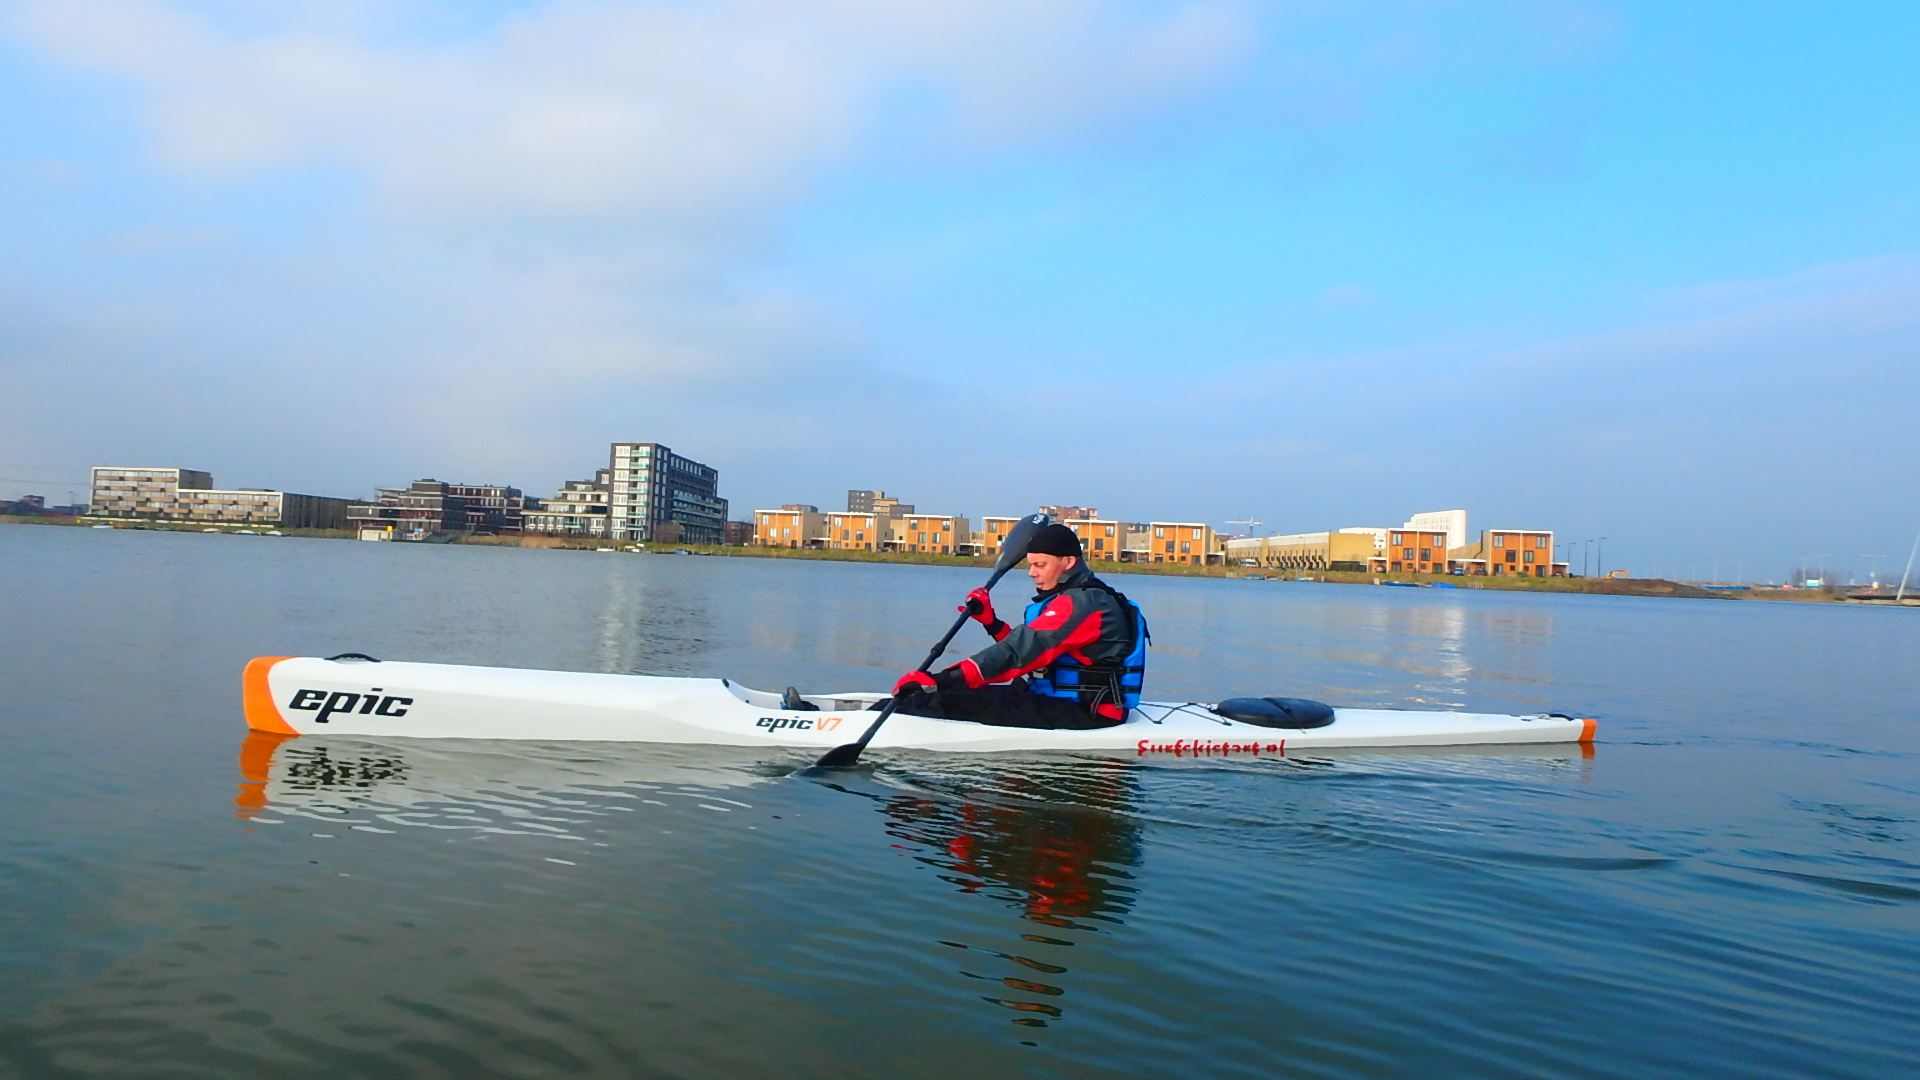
(523, 472, 612, 537)
(1403, 510, 1469, 553)
(89, 466, 347, 529)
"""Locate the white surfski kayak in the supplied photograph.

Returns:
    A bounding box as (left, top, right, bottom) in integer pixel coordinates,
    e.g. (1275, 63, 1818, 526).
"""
(243, 655, 1596, 755)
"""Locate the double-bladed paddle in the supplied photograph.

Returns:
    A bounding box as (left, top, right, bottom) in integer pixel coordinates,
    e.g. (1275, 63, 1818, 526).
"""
(806, 512, 1050, 770)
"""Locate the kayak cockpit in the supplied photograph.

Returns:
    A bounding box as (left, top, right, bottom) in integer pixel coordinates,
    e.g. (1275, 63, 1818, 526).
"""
(721, 679, 887, 714)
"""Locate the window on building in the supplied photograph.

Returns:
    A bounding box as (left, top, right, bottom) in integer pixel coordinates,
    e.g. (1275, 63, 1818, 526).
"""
(1165, 541, 1175, 553)
(1392, 532, 1404, 544)
(1505, 550, 1516, 562)
(1420, 548, 1431, 561)
(1106, 525, 1116, 537)
(1154, 527, 1166, 538)
(1494, 535, 1506, 548)
(855, 530, 864, 541)
(1180, 541, 1191, 554)
(1536, 535, 1549, 549)
(1523, 550, 1535, 563)
(1093, 538, 1104, 551)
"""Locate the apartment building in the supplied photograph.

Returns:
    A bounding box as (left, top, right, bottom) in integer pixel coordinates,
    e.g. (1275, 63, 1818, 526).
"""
(754, 508, 825, 548)
(888, 513, 968, 555)
(347, 479, 524, 537)
(89, 466, 347, 529)
(445, 482, 526, 533)
(522, 473, 611, 537)
(823, 511, 885, 551)
(89, 467, 212, 517)
(1147, 522, 1216, 564)
(608, 443, 727, 545)
(847, 490, 913, 518)
(1224, 530, 1378, 571)
(347, 481, 466, 538)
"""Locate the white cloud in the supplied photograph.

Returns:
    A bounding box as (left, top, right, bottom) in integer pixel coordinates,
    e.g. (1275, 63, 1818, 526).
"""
(0, 0, 1260, 498)
(9, 0, 1255, 222)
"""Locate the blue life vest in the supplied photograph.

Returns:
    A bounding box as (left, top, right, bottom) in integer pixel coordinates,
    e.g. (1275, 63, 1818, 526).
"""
(1026, 583, 1149, 716)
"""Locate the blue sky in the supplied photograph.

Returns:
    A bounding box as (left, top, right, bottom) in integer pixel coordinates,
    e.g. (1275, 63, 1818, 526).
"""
(2, 1, 1917, 581)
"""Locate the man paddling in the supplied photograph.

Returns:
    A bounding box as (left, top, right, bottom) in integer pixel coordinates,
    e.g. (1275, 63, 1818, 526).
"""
(888, 523, 1148, 730)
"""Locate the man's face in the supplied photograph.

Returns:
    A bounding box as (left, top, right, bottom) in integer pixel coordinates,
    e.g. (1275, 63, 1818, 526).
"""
(1027, 552, 1078, 591)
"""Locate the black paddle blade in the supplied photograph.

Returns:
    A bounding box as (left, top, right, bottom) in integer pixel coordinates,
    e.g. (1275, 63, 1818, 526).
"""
(994, 513, 1050, 572)
(807, 742, 867, 770)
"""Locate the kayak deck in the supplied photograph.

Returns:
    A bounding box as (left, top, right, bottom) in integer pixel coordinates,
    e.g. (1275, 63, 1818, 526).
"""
(244, 656, 1595, 753)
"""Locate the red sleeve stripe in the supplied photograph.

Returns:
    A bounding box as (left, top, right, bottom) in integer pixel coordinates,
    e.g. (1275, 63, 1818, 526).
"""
(986, 610, 1105, 684)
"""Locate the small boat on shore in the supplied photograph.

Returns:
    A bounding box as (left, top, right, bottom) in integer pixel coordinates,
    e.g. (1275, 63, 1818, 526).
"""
(243, 656, 1596, 755)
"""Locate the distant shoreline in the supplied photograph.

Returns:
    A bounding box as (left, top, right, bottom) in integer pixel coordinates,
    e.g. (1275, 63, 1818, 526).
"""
(11, 514, 1886, 604)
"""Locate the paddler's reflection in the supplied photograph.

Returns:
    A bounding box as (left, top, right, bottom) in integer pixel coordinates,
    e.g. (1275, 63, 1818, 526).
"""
(877, 761, 1142, 1031)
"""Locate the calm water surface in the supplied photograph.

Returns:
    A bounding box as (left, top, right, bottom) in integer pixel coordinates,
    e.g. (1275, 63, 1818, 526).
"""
(2, 526, 1916, 1078)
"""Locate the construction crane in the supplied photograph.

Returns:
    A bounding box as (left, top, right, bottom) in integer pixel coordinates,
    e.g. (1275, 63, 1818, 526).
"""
(1226, 515, 1262, 538)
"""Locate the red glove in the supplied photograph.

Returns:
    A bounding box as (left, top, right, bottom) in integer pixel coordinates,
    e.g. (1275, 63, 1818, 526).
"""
(958, 587, 1011, 641)
(959, 587, 996, 624)
(893, 670, 937, 695)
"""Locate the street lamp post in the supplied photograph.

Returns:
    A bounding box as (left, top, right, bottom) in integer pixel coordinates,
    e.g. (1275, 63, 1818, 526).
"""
(1597, 537, 1606, 578)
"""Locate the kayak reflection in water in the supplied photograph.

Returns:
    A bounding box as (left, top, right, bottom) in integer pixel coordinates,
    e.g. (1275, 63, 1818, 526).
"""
(233, 729, 411, 816)
(888, 524, 1150, 731)
(881, 761, 1142, 1030)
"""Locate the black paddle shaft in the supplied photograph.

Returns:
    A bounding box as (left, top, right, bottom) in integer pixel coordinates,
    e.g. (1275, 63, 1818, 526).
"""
(809, 514, 1049, 769)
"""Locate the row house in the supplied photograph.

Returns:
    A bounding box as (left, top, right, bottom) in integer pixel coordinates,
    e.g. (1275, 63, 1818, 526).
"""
(1449, 529, 1564, 577)
(1371, 527, 1453, 575)
(1063, 517, 1125, 560)
(824, 511, 885, 551)
(887, 513, 969, 555)
(1142, 522, 1217, 565)
(977, 516, 1022, 560)
(754, 508, 825, 548)
(1361, 528, 1565, 577)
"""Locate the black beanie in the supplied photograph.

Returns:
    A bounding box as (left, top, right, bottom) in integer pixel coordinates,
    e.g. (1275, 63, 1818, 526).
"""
(1025, 523, 1082, 559)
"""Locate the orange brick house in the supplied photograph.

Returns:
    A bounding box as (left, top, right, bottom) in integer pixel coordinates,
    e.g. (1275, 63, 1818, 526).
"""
(1451, 529, 1565, 577)
(823, 511, 884, 551)
(1368, 528, 1452, 575)
(1147, 522, 1216, 564)
(753, 508, 824, 548)
(1063, 517, 1124, 561)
